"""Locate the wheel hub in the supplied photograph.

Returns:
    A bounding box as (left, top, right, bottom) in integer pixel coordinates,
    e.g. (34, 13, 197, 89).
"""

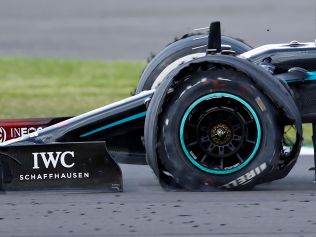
(210, 123, 232, 145)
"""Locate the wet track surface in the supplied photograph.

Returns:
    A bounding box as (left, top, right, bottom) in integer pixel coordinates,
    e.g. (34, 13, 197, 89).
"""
(1, 155, 316, 237)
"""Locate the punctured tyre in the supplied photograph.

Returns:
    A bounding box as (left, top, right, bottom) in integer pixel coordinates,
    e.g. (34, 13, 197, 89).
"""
(155, 67, 282, 190)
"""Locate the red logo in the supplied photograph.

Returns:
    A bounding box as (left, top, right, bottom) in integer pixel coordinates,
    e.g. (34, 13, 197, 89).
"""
(0, 127, 7, 142)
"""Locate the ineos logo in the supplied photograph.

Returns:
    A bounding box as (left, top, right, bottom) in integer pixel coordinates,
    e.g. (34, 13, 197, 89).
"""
(0, 127, 7, 142)
(32, 151, 75, 169)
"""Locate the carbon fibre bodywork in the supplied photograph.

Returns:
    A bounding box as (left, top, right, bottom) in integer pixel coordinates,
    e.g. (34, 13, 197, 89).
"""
(0, 91, 153, 191)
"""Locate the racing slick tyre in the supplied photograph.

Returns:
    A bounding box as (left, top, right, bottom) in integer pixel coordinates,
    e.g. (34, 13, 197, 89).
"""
(136, 34, 252, 93)
(146, 66, 282, 191)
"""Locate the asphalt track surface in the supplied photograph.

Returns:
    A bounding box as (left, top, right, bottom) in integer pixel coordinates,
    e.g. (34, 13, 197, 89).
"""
(0, 0, 315, 60)
(1, 0, 316, 236)
(0, 155, 316, 237)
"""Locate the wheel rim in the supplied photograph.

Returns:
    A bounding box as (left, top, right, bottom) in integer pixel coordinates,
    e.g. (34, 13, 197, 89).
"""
(179, 93, 261, 174)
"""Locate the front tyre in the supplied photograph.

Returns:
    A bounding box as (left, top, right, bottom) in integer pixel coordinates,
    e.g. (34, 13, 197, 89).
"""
(156, 67, 281, 190)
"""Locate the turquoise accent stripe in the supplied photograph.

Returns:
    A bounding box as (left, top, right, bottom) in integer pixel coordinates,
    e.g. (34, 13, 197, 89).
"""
(306, 71, 316, 80)
(80, 111, 147, 138)
(286, 71, 316, 83)
(179, 93, 262, 175)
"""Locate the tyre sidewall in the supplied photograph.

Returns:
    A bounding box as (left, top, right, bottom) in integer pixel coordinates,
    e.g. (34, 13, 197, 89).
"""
(158, 70, 281, 190)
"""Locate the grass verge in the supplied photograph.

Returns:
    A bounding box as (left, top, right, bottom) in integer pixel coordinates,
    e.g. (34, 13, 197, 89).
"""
(0, 58, 145, 118)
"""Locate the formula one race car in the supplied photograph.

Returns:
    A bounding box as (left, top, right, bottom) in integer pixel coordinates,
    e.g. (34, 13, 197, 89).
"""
(1, 21, 315, 192)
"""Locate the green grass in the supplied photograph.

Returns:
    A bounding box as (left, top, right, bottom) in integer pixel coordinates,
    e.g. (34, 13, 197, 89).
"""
(0, 58, 313, 145)
(303, 124, 313, 146)
(0, 58, 145, 118)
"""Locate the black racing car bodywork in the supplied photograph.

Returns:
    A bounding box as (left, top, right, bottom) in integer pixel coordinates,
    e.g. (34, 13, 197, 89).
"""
(0, 22, 315, 192)
(0, 90, 154, 191)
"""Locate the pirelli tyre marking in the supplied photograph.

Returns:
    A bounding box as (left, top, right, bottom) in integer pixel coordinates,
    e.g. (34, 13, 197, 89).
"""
(220, 162, 267, 188)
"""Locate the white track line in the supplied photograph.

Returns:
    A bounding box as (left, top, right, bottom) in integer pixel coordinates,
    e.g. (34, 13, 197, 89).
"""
(300, 147, 314, 155)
